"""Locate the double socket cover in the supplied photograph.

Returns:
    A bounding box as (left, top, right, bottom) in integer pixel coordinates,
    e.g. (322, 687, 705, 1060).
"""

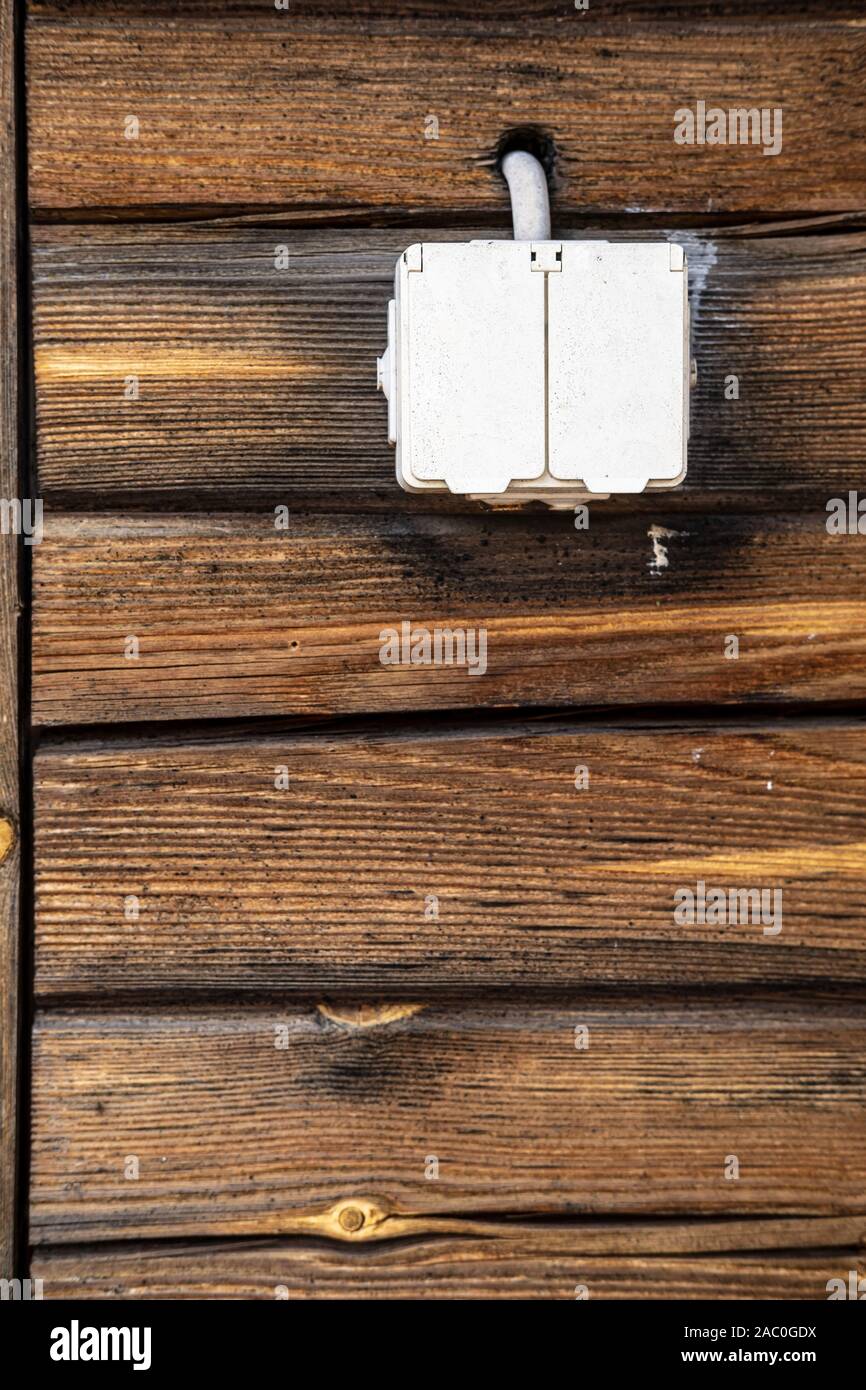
(377, 239, 690, 508)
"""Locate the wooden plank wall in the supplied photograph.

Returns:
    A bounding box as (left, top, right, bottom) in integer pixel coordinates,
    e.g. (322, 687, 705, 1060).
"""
(23, 0, 866, 1297)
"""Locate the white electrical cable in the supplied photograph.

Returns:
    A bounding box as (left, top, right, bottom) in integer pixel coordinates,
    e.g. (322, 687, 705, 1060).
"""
(501, 149, 551, 241)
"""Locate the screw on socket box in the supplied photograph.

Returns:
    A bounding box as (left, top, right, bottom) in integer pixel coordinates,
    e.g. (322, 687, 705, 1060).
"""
(377, 150, 693, 509)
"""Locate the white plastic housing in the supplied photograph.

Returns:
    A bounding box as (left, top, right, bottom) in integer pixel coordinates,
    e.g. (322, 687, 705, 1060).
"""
(377, 239, 690, 507)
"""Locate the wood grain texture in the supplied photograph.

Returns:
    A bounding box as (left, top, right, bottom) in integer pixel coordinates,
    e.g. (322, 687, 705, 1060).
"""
(29, 226, 866, 508)
(33, 720, 866, 996)
(31, 510, 866, 726)
(25, 4, 866, 217)
(31, 1217, 866, 1299)
(0, 0, 21, 1282)
(29, 997, 866, 1244)
(23, 0, 866, 1298)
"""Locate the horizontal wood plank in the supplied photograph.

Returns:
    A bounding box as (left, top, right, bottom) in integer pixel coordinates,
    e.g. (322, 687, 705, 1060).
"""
(30, 227, 866, 507)
(34, 721, 866, 996)
(26, 5, 866, 216)
(30, 998, 866, 1243)
(31, 510, 866, 726)
(32, 1217, 866, 1299)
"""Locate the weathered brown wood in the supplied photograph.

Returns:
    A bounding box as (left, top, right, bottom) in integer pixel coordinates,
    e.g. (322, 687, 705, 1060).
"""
(31, 510, 866, 726)
(0, 0, 22, 1282)
(26, 5, 866, 218)
(22, 0, 866, 1300)
(33, 720, 866, 996)
(29, 226, 866, 508)
(29, 997, 866, 1244)
(31, 1216, 866, 1300)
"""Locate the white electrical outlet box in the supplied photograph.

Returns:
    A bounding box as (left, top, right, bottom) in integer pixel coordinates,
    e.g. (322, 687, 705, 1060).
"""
(377, 239, 691, 508)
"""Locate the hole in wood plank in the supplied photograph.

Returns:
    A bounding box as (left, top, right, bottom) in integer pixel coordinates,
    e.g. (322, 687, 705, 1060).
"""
(494, 126, 558, 188)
